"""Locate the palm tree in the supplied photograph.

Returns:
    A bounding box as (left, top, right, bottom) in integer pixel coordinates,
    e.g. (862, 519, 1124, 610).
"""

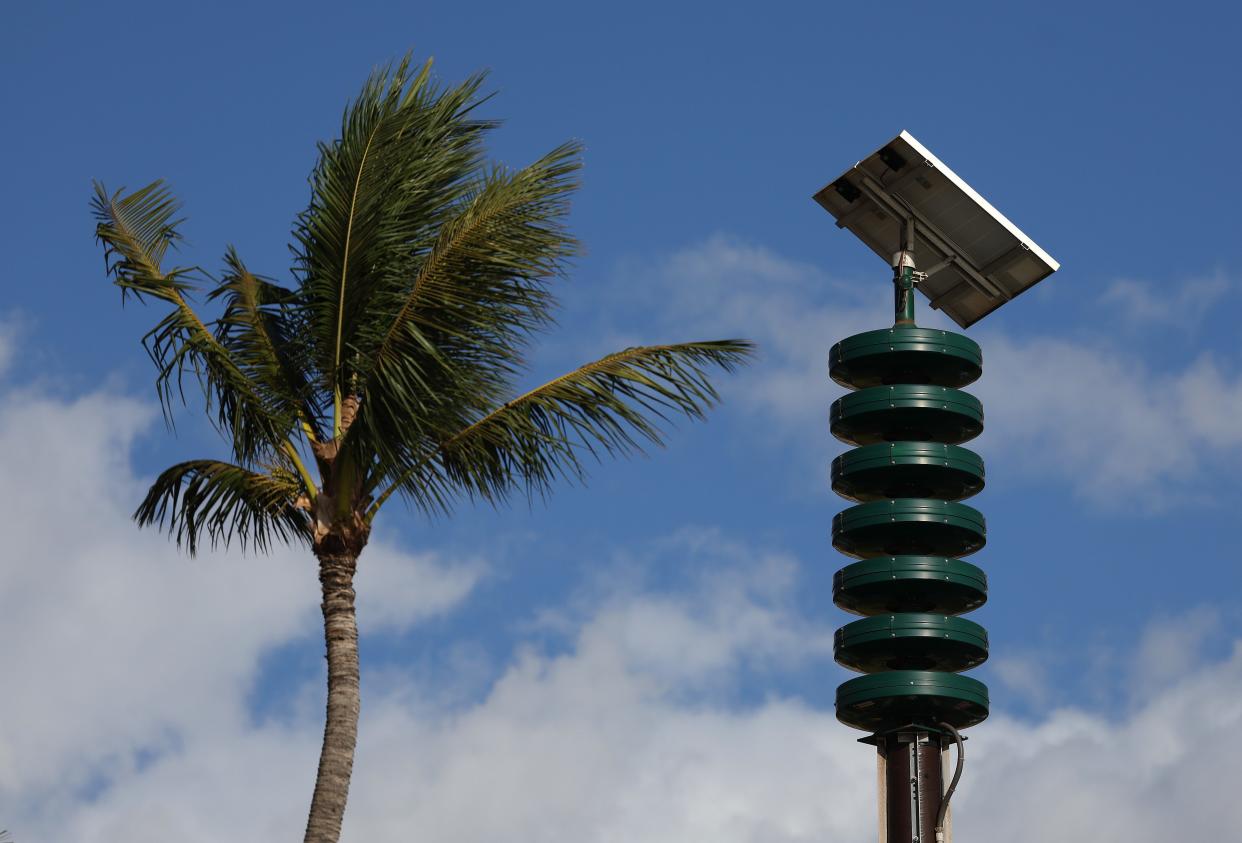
(91, 55, 752, 842)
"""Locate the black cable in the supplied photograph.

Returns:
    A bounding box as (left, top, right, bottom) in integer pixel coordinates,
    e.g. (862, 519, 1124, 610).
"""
(935, 722, 964, 842)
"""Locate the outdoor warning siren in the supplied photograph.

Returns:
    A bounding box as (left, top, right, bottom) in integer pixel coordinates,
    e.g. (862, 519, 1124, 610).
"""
(813, 130, 1059, 328)
(814, 130, 1060, 843)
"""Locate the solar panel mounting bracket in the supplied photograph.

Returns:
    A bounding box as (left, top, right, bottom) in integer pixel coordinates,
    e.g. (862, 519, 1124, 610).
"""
(813, 130, 1059, 328)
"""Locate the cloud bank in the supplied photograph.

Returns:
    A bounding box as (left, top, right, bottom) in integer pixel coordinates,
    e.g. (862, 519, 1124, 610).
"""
(2, 283, 1239, 841)
(0, 377, 484, 839)
(0, 378, 1236, 840)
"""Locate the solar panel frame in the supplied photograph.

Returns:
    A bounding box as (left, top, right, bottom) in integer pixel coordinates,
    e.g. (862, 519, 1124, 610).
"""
(813, 131, 1059, 328)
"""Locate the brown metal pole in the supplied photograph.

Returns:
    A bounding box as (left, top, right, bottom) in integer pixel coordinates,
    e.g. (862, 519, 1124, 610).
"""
(879, 730, 945, 843)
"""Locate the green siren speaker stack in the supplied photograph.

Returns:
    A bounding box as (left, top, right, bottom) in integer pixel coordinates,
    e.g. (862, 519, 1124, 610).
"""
(830, 314, 990, 735)
(812, 131, 1059, 843)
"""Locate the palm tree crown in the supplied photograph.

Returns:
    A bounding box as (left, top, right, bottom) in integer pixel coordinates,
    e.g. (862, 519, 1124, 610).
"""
(92, 54, 752, 843)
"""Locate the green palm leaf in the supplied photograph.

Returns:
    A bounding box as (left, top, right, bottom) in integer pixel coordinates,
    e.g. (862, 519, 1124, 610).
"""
(352, 142, 582, 469)
(368, 340, 754, 518)
(293, 54, 494, 435)
(209, 248, 323, 442)
(90, 179, 191, 303)
(92, 182, 296, 467)
(135, 459, 311, 555)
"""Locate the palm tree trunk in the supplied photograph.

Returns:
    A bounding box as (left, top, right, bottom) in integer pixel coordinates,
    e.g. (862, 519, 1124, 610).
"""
(304, 551, 360, 843)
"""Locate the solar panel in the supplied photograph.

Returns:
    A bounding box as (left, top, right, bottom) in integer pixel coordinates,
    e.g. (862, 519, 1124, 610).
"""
(813, 130, 1059, 328)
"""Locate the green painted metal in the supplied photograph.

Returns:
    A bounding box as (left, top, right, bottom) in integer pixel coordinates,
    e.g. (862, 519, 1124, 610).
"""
(895, 265, 917, 326)
(832, 499, 985, 559)
(832, 442, 984, 502)
(834, 613, 988, 674)
(836, 671, 990, 732)
(833, 556, 987, 616)
(830, 385, 983, 446)
(829, 327, 982, 390)
(828, 298, 990, 737)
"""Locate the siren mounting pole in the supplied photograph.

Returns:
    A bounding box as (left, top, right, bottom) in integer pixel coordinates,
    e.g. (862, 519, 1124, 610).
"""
(894, 217, 918, 326)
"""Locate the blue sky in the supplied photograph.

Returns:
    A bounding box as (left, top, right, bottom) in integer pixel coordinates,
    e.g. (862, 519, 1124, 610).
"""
(3, 2, 1242, 840)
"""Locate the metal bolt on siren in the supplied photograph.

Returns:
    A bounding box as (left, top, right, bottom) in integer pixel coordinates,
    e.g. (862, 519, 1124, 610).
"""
(813, 131, 1060, 843)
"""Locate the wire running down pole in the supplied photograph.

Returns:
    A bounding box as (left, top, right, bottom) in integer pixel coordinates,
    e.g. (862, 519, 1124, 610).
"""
(935, 722, 965, 843)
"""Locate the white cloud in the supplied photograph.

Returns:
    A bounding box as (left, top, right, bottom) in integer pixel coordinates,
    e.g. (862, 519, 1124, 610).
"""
(7, 514, 875, 843)
(0, 377, 484, 836)
(990, 652, 1054, 708)
(355, 546, 487, 635)
(1099, 273, 1230, 330)
(976, 336, 1242, 507)
(20, 521, 1242, 843)
(1127, 606, 1221, 700)
(963, 641, 1242, 842)
(568, 529, 835, 688)
(4, 316, 1242, 842)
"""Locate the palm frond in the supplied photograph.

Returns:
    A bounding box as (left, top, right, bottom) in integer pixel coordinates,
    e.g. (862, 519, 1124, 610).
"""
(368, 340, 755, 518)
(90, 179, 193, 303)
(96, 54, 757, 561)
(292, 53, 495, 432)
(135, 459, 311, 555)
(209, 248, 324, 442)
(93, 182, 298, 465)
(350, 142, 582, 466)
